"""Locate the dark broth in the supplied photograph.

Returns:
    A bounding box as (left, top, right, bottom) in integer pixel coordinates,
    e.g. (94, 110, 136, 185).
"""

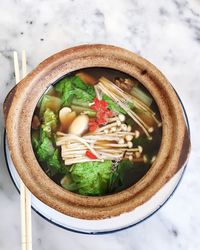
(31, 68, 162, 196)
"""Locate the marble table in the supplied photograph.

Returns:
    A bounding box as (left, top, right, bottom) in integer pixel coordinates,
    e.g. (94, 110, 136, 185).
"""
(0, 0, 199, 249)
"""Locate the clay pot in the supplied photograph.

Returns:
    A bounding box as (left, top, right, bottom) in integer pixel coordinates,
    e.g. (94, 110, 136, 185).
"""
(3, 44, 191, 220)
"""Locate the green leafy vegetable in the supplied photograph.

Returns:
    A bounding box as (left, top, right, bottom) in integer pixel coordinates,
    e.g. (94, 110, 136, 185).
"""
(71, 105, 96, 117)
(54, 77, 72, 94)
(54, 76, 95, 106)
(48, 149, 67, 175)
(132, 135, 151, 146)
(102, 94, 126, 114)
(39, 95, 61, 115)
(71, 98, 90, 107)
(31, 131, 40, 150)
(73, 76, 95, 96)
(35, 129, 67, 176)
(84, 85, 95, 97)
(69, 161, 112, 196)
(109, 160, 151, 193)
(131, 86, 152, 107)
(41, 108, 57, 137)
(127, 101, 134, 109)
(57, 78, 74, 106)
(33, 109, 65, 176)
(73, 88, 94, 102)
(39, 127, 47, 142)
(73, 76, 88, 90)
(60, 175, 78, 191)
(36, 136, 55, 162)
(62, 86, 74, 106)
(109, 160, 134, 192)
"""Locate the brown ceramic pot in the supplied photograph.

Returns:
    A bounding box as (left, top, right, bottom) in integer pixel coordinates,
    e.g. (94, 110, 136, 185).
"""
(4, 44, 191, 220)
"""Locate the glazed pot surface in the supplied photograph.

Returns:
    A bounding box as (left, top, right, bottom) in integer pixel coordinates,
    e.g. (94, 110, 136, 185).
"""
(4, 44, 191, 219)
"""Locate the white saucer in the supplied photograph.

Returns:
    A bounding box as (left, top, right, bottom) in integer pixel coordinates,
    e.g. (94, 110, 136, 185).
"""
(4, 134, 187, 234)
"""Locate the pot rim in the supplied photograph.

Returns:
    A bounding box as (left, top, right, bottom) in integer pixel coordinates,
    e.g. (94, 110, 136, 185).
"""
(4, 44, 191, 219)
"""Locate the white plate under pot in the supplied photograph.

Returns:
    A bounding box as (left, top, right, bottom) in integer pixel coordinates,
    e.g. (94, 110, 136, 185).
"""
(4, 137, 188, 234)
(3, 91, 190, 234)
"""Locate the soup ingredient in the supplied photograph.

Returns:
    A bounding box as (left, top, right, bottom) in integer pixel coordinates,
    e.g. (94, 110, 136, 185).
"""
(132, 135, 151, 146)
(102, 95, 126, 114)
(31, 115, 40, 130)
(46, 87, 58, 97)
(55, 76, 95, 106)
(88, 98, 113, 132)
(73, 89, 95, 103)
(57, 132, 101, 162)
(109, 160, 134, 192)
(126, 154, 148, 163)
(39, 95, 61, 115)
(85, 150, 97, 159)
(37, 135, 55, 162)
(115, 77, 136, 92)
(70, 160, 112, 195)
(96, 120, 121, 132)
(34, 129, 66, 176)
(107, 113, 126, 123)
(109, 159, 151, 192)
(32, 109, 66, 176)
(57, 125, 142, 165)
(71, 98, 90, 107)
(48, 149, 65, 174)
(42, 109, 57, 137)
(76, 72, 97, 85)
(59, 107, 72, 117)
(97, 77, 155, 139)
(32, 68, 162, 197)
(73, 75, 95, 95)
(68, 114, 89, 136)
(71, 105, 96, 117)
(94, 85, 102, 100)
(60, 175, 78, 192)
(131, 86, 153, 107)
(59, 107, 77, 132)
(115, 79, 162, 128)
(134, 108, 156, 127)
(31, 131, 40, 150)
(55, 78, 74, 106)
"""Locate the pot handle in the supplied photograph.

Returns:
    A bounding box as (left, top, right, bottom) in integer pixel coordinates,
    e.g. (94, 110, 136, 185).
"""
(3, 85, 18, 124)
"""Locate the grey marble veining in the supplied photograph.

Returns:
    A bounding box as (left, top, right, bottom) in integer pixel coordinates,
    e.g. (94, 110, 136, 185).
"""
(0, 0, 199, 249)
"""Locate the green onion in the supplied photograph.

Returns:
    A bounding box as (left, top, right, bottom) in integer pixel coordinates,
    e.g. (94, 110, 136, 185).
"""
(130, 86, 152, 107)
(71, 98, 90, 108)
(71, 105, 96, 117)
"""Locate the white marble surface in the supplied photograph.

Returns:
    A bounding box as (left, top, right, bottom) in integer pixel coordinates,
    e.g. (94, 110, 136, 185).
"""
(0, 0, 199, 249)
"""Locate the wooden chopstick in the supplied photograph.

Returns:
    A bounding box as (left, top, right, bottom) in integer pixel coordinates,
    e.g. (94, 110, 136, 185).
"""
(13, 50, 32, 250)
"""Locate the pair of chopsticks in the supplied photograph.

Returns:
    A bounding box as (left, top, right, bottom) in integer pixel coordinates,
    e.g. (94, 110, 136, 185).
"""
(13, 50, 32, 250)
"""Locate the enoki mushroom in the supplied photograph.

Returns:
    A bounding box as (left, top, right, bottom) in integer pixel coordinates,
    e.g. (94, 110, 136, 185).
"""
(97, 77, 162, 138)
(56, 125, 143, 165)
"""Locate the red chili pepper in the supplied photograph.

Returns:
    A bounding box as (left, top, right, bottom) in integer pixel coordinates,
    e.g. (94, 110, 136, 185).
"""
(89, 124, 98, 132)
(88, 119, 99, 131)
(85, 150, 97, 159)
(89, 98, 113, 132)
(91, 98, 109, 111)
